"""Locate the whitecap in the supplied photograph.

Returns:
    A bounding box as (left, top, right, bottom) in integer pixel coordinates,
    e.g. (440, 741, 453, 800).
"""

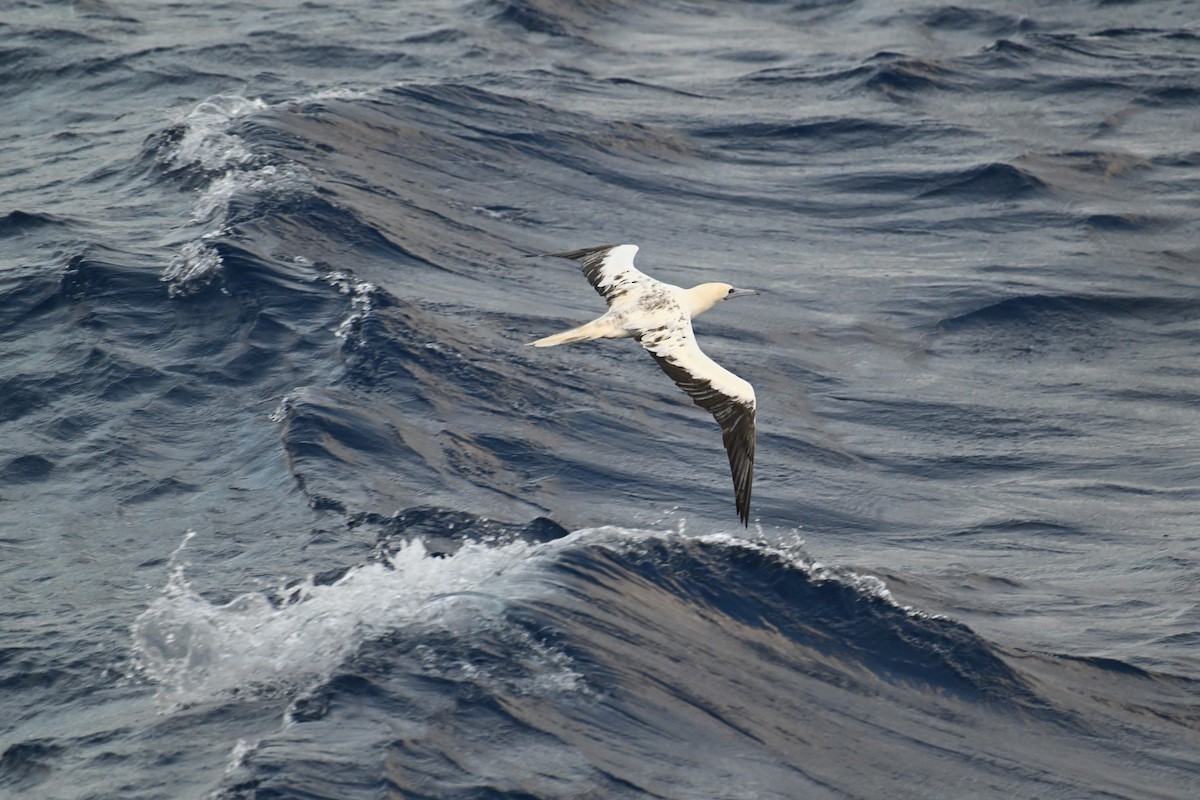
(129, 533, 578, 710)
(168, 94, 267, 173)
(158, 95, 313, 295)
(161, 234, 225, 297)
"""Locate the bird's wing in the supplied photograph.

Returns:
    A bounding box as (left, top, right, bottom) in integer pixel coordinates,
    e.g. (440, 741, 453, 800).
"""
(536, 244, 656, 307)
(638, 322, 756, 526)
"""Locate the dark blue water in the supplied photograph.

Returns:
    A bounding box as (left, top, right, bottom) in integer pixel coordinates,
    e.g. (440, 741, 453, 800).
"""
(3, 2, 1199, 798)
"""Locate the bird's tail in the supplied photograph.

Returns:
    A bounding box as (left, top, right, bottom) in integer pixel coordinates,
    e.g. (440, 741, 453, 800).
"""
(527, 318, 615, 347)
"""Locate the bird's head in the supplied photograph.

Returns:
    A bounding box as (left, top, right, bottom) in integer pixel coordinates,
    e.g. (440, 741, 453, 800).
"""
(686, 282, 760, 317)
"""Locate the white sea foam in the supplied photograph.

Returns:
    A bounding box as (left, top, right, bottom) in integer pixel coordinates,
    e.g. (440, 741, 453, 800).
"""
(130, 532, 580, 710)
(269, 390, 299, 423)
(159, 95, 312, 295)
(169, 95, 267, 172)
(188, 164, 310, 225)
(161, 234, 225, 297)
(327, 271, 378, 343)
(223, 738, 257, 776)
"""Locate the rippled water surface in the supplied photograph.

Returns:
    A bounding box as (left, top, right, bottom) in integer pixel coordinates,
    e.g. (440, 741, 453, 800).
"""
(2, 1, 1198, 798)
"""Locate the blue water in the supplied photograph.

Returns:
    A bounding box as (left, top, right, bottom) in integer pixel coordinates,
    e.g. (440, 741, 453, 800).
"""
(3, 1, 1199, 798)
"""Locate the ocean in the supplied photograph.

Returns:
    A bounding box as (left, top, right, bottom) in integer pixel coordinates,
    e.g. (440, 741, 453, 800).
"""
(2, 1, 1198, 797)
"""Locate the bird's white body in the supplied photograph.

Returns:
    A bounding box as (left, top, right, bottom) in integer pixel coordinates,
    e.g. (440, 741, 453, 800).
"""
(532, 280, 728, 340)
(527, 243, 758, 526)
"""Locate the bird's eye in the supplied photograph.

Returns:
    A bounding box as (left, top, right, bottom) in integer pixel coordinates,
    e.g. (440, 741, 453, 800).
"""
(726, 288, 734, 296)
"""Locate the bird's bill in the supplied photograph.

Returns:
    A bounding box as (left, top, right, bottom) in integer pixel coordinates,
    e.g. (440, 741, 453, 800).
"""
(726, 287, 760, 299)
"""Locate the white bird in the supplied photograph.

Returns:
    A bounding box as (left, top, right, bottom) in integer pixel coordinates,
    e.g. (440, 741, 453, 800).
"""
(527, 244, 759, 526)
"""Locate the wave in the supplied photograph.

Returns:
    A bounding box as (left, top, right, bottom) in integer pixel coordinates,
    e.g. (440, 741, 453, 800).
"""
(690, 117, 919, 154)
(911, 5, 1034, 36)
(145, 94, 320, 296)
(0, 210, 72, 236)
(919, 161, 1048, 199)
(131, 526, 945, 709)
(936, 292, 1199, 334)
(745, 54, 966, 97)
(130, 525, 571, 710)
(488, 0, 637, 37)
(123, 525, 1199, 799)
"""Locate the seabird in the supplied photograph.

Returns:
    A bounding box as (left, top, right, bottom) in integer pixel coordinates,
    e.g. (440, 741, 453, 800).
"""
(527, 243, 758, 526)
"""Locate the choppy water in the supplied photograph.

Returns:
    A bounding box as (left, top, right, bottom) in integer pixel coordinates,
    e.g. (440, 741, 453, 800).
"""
(3, 1, 1199, 798)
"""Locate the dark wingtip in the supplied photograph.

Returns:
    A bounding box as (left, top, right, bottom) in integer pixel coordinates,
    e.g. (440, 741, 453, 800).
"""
(535, 244, 624, 262)
(735, 478, 751, 527)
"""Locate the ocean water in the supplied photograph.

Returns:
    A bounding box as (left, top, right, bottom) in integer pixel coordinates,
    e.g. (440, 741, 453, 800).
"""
(2, 1, 1199, 798)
